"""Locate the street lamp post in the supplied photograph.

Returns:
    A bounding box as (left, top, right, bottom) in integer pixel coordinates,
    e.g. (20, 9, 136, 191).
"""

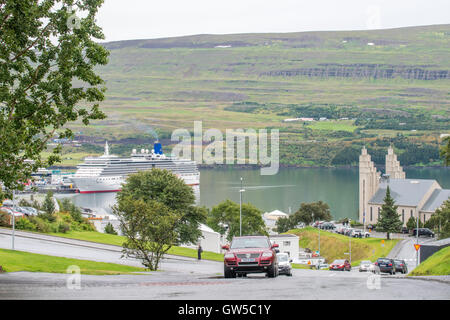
(239, 177, 245, 236)
(416, 211, 419, 267)
(12, 190, 15, 250)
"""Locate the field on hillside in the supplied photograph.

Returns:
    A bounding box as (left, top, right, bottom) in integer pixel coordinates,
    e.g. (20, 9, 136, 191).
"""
(288, 227, 398, 266)
(53, 25, 449, 167)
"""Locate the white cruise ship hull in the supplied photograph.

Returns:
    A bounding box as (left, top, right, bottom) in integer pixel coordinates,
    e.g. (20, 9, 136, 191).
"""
(72, 174, 200, 194)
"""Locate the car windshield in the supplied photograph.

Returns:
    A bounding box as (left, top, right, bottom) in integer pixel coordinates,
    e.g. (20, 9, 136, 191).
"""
(332, 260, 345, 264)
(277, 255, 288, 262)
(377, 258, 391, 263)
(231, 237, 269, 249)
(361, 261, 371, 264)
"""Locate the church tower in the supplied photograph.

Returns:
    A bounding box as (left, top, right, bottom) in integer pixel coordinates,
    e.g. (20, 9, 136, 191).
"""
(385, 145, 405, 179)
(359, 146, 380, 224)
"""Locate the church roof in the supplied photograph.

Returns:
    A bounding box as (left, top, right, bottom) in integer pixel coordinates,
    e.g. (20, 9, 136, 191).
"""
(420, 189, 450, 213)
(368, 179, 437, 207)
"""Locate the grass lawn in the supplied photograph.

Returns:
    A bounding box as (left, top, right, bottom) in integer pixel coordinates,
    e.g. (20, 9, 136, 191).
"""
(288, 227, 399, 266)
(409, 246, 450, 276)
(0, 248, 147, 275)
(47, 230, 224, 262)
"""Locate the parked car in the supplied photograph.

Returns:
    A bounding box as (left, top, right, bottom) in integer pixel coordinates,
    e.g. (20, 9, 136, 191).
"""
(412, 228, 435, 238)
(393, 259, 408, 274)
(329, 259, 351, 271)
(316, 262, 329, 270)
(401, 227, 409, 234)
(222, 236, 279, 278)
(351, 229, 363, 238)
(374, 258, 396, 275)
(320, 222, 336, 230)
(277, 253, 293, 276)
(359, 260, 373, 272)
(344, 228, 354, 236)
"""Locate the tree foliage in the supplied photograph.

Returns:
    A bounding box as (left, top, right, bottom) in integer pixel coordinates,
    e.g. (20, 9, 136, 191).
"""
(376, 187, 403, 240)
(0, 0, 109, 200)
(425, 200, 450, 239)
(207, 199, 267, 242)
(440, 136, 450, 166)
(291, 201, 332, 225)
(116, 169, 206, 245)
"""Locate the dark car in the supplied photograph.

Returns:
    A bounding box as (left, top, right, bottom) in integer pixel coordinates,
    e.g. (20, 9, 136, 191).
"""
(329, 259, 351, 271)
(320, 222, 336, 230)
(222, 236, 279, 278)
(401, 227, 408, 234)
(412, 228, 435, 238)
(375, 258, 396, 275)
(393, 259, 408, 274)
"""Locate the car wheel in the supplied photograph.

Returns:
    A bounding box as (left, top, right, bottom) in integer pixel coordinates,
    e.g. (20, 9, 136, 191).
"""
(224, 267, 236, 279)
(267, 265, 278, 278)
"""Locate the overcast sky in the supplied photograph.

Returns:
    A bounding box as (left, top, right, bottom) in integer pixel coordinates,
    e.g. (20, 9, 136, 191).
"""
(95, 0, 450, 42)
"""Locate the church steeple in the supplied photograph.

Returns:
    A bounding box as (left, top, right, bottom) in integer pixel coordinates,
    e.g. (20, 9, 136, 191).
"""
(385, 145, 405, 179)
(359, 146, 381, 224)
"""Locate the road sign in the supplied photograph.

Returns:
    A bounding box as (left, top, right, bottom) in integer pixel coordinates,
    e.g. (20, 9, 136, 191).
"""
(414, 244, 421, 251)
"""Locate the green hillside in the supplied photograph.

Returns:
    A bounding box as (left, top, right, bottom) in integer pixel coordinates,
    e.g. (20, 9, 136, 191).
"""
(60, 25, 450, 167)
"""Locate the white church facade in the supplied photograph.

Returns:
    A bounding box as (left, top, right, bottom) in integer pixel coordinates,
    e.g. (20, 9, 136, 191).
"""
(359, 146, 450, 227)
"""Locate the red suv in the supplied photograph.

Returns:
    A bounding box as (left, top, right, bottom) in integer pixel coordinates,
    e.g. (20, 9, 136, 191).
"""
(222, 236, 279, 278)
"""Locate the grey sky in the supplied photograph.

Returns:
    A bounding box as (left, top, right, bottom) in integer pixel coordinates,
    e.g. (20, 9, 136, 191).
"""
(96, 0, 450, 42)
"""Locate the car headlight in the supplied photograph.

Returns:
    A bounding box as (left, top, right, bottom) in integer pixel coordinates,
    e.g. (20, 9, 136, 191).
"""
(225, 253, 235, 259)
(262, 252, 273, 258)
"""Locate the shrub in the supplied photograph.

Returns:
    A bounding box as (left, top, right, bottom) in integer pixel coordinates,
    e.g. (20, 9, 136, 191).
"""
(15, 217, 36, 231)
(0, 211, 11, 227)
(58, 222, 70, 233)
(29, 216, 51, 233)
(104, 222, 117, 235)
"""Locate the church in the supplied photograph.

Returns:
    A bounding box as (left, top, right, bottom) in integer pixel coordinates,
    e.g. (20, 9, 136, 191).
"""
(359, 146, 450, 227)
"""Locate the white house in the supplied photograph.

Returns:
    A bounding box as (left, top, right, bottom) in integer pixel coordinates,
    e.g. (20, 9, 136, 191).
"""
(181, 223, 221, 253)
(270, 234, 300, 263)
(263, 210, 289, 234)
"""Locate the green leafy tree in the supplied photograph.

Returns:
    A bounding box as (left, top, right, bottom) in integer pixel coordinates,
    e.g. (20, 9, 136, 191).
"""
(425, 200, 450, 239)
(114, 197, 179, 270)
(376, 187, 403, 240)
(275, 216, 295, 234)
(0, 0, 109, 200)
(440, 136, 450, 166)
(207, 199, 267, 242)
(406, 216, 423, 231)
(116, 169, 206, 245)
(291, 201, 332, 226)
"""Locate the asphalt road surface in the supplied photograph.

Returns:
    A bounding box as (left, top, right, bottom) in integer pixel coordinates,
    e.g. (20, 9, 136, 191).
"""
(0, 229, 449, 300)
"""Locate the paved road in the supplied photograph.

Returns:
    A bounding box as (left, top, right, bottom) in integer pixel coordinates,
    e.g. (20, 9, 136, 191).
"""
(0, 229, 448, 300)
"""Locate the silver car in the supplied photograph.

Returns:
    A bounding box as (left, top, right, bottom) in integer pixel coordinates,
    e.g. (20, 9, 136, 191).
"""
(277, 253, 293, 276)
(359, 260, 373, 272)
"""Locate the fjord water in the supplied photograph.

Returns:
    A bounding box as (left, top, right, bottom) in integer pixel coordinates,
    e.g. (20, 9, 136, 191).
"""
(59, 167, 450, 221)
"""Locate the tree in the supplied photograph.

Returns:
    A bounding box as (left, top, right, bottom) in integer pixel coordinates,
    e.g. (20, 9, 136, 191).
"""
(425, 200, 450, 239)
(376, 187, 403, 240)
(440, 136, 450, 166)
(114, 197, 180, 270)
(104, 222, 117, 235)
(116, 169, 206, 245)
(275, 216, 295, 234)
(207, 200, 267, 242)
(42, 190, 55, 217)
(291, 201, 332, 226)
(0, 0, 109, 200)
(406, 216, 423, 231)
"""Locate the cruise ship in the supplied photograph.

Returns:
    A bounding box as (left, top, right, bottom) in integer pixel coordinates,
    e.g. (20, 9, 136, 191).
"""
(70, 142, 200, 193)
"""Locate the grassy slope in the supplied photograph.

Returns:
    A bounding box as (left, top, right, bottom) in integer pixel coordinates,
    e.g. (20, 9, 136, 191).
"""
(409, 246, 450, 276)
(0, 248, 146, 275)
(47, 230, 224, 262)
(288, 227, 398, 266)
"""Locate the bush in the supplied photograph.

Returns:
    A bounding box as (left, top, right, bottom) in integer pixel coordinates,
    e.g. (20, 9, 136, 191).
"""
(29, 216, 51, 233)
(58, 222, 70, 233)
(104, 222, 117, 235)
(15, 217, 36, 231)
(0, 211, 11, 227)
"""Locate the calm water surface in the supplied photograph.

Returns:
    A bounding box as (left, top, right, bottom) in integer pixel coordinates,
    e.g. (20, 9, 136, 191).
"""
(57, 167, 450, 221)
